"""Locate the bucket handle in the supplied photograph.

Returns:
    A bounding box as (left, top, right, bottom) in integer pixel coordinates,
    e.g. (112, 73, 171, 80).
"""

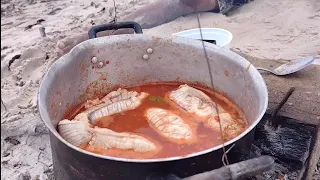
(88, 21, 143, 39)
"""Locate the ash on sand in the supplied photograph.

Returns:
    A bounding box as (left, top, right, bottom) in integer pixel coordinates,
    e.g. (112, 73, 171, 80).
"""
(1, 0, 319, 179)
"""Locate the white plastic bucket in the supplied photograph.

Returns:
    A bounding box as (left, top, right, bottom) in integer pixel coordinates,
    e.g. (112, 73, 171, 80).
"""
(172, 28, 233, 50)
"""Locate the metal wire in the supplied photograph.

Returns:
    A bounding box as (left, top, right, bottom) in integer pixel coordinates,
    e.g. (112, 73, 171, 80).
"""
(111, 0, 233, 175)
(195, 11, 231, 167)
(222, 144, 235, 165)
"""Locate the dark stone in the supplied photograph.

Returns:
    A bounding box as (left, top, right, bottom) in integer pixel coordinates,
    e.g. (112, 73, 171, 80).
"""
(24, 19, 45, 30)
(18, 172, 31, 180)
(4, 136, 20, 145)
(45, 53, 50, 60)
(36, 19, 45, 24)
(43, 168, 53, 174)
(34, 124, 48, 135)
(7, 54, 21, 71)
(44, 168, 55, 180)
(2, 151, 10, 157)
(1, 46, 9, 50)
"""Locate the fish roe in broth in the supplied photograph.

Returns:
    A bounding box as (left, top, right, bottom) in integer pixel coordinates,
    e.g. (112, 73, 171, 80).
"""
(64, 82, 248, 159)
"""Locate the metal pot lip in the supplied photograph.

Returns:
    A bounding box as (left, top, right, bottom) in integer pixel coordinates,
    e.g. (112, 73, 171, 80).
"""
(38, 34, 268, 163)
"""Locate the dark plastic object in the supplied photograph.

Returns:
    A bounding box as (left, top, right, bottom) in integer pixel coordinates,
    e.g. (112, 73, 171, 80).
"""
(203, 40, 217, 45)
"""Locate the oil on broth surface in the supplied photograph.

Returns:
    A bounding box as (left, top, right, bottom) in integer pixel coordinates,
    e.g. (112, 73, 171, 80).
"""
(64, 82, 247, 159)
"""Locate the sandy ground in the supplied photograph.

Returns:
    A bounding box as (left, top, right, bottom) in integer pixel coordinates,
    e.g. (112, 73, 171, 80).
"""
(1, 0, 320, 179)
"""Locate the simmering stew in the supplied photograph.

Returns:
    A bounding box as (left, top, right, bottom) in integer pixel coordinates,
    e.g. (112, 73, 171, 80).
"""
(58, 82, 247, 159)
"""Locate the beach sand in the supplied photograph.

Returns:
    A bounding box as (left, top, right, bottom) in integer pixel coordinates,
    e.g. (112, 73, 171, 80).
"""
(1, 0, 319, 179)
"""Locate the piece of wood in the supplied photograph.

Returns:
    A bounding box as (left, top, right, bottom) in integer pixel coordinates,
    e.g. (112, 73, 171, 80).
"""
(39, 26, 46, 37)
(306, 128, 320, 180)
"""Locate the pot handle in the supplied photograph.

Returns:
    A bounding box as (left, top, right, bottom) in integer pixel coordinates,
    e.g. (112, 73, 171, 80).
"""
(88, 21, 143, 39)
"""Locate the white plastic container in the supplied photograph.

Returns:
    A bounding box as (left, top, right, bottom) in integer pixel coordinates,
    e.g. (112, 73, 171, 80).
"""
(172, 28, 233, 50)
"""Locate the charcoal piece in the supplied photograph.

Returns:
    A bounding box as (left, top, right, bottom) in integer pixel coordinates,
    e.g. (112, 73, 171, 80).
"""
(4, 136, 20, 145)
(253, 115, 315, 171)
(237, 114, 317, 180)
(7, 54, 21, 70)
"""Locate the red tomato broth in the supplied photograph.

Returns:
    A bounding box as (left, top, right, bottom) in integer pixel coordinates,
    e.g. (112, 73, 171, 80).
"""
(62, 82, 248, 159)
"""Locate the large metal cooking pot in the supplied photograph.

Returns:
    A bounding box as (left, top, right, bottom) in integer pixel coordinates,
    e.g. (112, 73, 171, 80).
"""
(38, 22, 268, 180)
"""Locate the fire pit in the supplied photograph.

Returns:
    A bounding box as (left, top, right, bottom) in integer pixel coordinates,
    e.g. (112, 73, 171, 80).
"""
(236, 54, 320, 180)
(36, 23, 320, 180)
(233, 113, 317, 180)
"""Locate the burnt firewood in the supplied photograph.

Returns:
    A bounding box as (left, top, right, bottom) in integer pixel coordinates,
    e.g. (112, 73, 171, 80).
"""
(254, 115, 315, 169)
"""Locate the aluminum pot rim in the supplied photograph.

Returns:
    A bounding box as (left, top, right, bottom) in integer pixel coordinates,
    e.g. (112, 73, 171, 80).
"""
(38, 34, 268, 163)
